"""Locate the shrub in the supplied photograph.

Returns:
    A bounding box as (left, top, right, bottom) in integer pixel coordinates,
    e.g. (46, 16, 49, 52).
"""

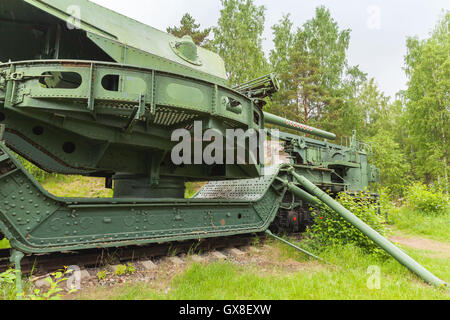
(28, 268, 76, 300)
(0, 269, 19, 300)
(126, 263, 136, 275)
(114, 265, 127, 276)
(185, 183, 197, 199)
(0, 238, 10, 249)
(97, 270, 107, 281)
(305, 192, 388, 256)
(375, 187, 396, 221)
(114, 264, 135, 276)
(0, 267, 76, 300)
(368, 130, 411, 197)
(405, 183, 449, 216)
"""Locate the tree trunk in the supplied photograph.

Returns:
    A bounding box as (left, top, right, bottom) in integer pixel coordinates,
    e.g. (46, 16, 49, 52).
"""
(303, 97, 308, 124)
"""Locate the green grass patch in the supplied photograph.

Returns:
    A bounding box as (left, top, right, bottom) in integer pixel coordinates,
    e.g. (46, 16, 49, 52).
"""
(389, 207, 450, 242)
(185, 182, 207, 198)
(42, 175, 113, 198)
(76, 242, 449, 300)
(0, 238, 10, 249)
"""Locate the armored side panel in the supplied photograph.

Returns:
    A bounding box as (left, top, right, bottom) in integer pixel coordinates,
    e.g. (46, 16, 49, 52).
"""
(0, 143, 287, 254)
(0, 0, 266, 191)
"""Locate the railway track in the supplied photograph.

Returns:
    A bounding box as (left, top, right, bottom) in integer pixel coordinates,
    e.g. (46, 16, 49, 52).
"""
(0, 233, 265, 277)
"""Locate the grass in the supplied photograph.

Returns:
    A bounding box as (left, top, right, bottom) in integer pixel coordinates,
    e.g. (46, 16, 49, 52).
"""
(42, 175, 113, 198)
(75, 224, 449, 300)
(0, 239, 10, 249)
(76, 241, 448, 300)
(389, 207, 450, 242)
(185, 182, 207, 198)
(44, 176, 205, 199)
(0, 277, 21, 300)
(168, 249, 447, 300)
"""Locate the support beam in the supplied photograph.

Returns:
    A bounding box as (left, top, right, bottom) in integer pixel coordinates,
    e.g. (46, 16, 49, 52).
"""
(10, 250, 24, 300)
(265, 230, 328, 264)
(289, 168, 448, 288)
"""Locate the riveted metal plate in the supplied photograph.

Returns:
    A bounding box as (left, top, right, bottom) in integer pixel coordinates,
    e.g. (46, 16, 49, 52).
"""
(195, 174, 276, 201)
(0, 144, 287, 254)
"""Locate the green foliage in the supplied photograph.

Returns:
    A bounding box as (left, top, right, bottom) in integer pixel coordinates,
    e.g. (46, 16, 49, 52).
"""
(389, 207, 450, 241)
(185, 182, 207, 198)
(114, 265, 127, 276)
(377, 187, 395, 218)
(405, 183, 449, 216)
(298, 6, 350, 90)
(13, 152, 56, 183)
(403, 11, 449, 185)
(27, 268, 75, 300)
(267, 6, 389, 142)
(368, 129, 411, 196)
(10, 151, 112, 198)
(126, 263, 136, 275)
(185, 182, 197, 198)
(213, 0, 268, 85)
(167, 13, 212, 47)
(0, 238, 10, 249)
(305, 192, 388, 256)
(0, 267, 76, 300)
(97, 270, 107, 281)
(269, 14, 294, 77)
(81, 244, 449, 300)
(266, 7, 447, 193)
(0, 269, 20, 300)
(348, 78, 391, 138)
(42, 175, 113, 198)
(114, 263, 135, 276)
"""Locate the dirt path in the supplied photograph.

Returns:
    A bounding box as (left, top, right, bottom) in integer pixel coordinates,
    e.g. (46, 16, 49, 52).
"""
(389, 233, 450, 259)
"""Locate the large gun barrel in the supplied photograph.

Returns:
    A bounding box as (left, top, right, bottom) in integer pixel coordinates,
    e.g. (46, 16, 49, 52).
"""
(263, 112, 337, 140)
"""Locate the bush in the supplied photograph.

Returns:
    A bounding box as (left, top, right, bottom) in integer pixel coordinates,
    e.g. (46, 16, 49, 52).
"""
(405, 183, 449, 216)
(368, 130, 411, 197)
(97, 270, 107, 281)
(114, 263, 135, 276)
(0, 267, 76, 300)
(0, 269, 19, 300)
(376, 187, 395, 220)
(305, 192, 388, 256)
(0, 238, 10, 249)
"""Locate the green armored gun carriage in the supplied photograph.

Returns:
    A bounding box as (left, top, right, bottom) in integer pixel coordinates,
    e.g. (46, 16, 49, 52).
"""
(0, 0, 445, 289)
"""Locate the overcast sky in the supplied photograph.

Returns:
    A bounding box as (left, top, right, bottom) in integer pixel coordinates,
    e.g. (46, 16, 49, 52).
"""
(90, 0, 449, 98)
